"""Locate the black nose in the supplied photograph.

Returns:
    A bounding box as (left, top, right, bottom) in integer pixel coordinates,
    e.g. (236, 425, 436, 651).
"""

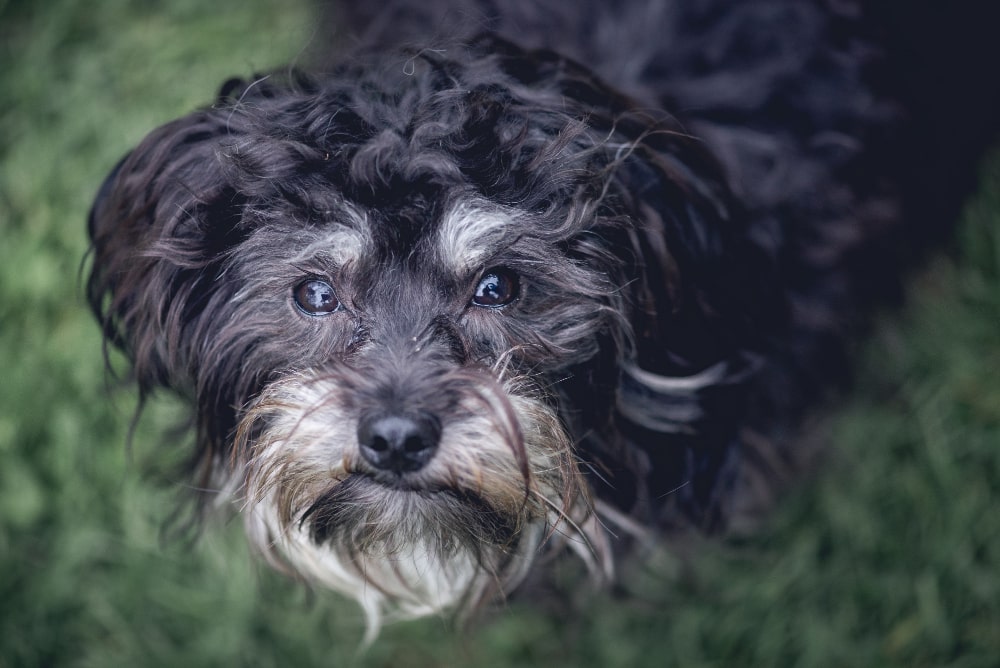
(357, 413, 441, 473)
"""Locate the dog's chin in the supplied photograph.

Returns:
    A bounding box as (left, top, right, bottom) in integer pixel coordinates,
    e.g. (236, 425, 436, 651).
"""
(232, 368, 604, 634)
(244, 472, 545, 637)
(301, 472, 527, 551)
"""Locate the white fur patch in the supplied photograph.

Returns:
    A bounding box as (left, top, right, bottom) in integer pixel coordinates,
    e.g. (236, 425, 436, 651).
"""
(291, 216, 369, 268)
(436, 200, 516, 272)
(617, 360, 732, 432)
(234, 367, 604, 640)
(622, 359, 729, 393)
(244, 493, 494, 644)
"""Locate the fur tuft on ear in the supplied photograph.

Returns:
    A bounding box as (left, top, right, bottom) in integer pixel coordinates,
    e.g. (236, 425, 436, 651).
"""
(87, 72, 316, 386)
(86, 105, 259, 502)
(592, 119, 784, 528)
(88, 112, 244, 392)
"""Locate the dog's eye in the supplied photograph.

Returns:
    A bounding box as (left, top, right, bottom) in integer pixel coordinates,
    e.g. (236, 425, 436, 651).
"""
(471, 268, 519, 308)
(293, 279, 341, 315)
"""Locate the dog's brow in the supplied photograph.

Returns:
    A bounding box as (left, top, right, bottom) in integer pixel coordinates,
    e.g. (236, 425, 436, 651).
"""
(437, 201, 516, 273)
(291, 218, 370, 267)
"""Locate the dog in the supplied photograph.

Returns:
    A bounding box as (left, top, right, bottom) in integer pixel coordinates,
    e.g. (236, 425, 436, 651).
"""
(87, 0, 999, 637)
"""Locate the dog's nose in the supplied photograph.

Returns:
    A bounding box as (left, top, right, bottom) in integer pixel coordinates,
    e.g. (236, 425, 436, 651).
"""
(357, 413, 441, 473)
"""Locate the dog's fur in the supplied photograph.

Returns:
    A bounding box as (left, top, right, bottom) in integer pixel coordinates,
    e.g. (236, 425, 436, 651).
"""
(87, 0, 999, 636)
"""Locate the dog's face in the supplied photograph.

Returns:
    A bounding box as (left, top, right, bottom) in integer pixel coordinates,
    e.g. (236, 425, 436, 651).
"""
(231, 193, 612, 623)
(88, 38, 764, 631)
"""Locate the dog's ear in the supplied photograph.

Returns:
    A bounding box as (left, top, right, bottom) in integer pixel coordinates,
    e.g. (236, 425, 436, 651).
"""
(87, 108, 246, 398)
(606, 122, 776, 398)
(593, 119, 783, 522)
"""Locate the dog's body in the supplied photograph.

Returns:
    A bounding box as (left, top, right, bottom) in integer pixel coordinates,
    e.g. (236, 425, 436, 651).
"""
(87, 0, 999, 635)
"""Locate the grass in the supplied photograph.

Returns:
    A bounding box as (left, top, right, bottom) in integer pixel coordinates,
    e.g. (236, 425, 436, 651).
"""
(2, 1, 999, 666)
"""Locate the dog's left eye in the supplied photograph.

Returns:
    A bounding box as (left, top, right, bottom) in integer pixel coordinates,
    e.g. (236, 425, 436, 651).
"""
(471, 268, 520, 308)
(293, 279, 341, 315)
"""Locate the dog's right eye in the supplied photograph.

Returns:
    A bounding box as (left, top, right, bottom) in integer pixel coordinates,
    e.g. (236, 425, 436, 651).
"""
(293, 279, 341, 316)
(471, 267, 520, 308)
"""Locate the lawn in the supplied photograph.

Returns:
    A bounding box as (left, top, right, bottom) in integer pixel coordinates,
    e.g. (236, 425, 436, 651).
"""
(2, 1, 999, 666)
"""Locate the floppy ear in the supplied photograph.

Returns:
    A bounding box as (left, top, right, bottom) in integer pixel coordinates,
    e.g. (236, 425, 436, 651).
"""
(87, 110, 246, 399)
(609, 121, 774, 402)
(87, 105, 271, 506)
(595, 117, 783, 524)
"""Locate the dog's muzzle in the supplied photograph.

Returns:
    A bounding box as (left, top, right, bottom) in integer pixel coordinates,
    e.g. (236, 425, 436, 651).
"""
(232, 347, 598, 634)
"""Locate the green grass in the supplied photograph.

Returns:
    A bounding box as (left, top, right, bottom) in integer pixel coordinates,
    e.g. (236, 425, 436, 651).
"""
(2, 1, 999, 666)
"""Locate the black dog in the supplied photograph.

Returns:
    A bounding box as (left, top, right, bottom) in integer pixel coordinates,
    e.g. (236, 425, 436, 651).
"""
(87, 0, 999, 635)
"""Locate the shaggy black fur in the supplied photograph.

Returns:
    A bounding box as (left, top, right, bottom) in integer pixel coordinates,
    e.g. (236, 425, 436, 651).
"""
(87, 0, 1000, 621)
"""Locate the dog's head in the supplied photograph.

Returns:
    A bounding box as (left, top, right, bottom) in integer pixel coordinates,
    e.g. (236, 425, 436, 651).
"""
(88, 36, 771, 631)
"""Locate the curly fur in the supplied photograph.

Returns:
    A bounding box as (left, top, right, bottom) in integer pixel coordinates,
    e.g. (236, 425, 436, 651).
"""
(87, 0, 999, 637)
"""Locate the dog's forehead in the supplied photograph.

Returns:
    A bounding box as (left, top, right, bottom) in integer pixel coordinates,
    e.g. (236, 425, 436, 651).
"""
(311, 195, 526, 275)
(434, 199, 519, 273)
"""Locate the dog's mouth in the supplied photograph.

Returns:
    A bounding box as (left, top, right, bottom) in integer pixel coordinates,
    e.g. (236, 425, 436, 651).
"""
(352, 466, 438, 492)
(299, 473, 525, 552)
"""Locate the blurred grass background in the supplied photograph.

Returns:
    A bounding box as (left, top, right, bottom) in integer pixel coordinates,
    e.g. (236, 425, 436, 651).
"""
(2, 0, 999, 666)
